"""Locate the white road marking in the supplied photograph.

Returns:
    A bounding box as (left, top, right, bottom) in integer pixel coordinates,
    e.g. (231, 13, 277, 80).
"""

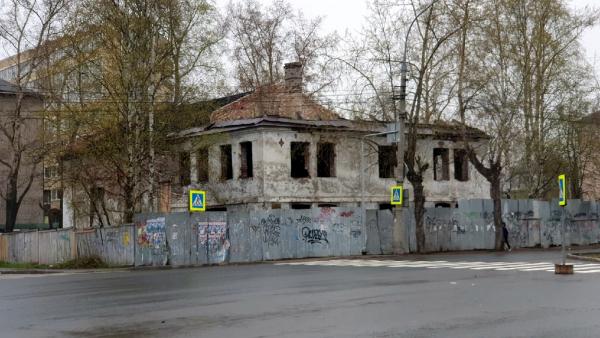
(276, 259, 600, 274)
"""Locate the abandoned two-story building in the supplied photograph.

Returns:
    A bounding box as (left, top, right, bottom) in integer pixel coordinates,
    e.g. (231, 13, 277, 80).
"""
(167, 62, 490, 212)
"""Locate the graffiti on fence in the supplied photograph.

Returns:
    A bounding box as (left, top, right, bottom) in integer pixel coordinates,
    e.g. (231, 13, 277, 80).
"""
(198, 222, 230, 261)
(137, 217, 166, 250)
(340, 210, 354, 218)
(301, 227, 328, 244)
(331, 223, 344, 233)
(350, 229, 362, 238)
(296, 215, 312, 225)
(261, 215, 281, 246)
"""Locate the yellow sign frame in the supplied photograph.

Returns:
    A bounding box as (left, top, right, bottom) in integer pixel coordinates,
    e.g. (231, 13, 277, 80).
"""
(391, 185, 403, 206)
(189, 190, 206, 212)
(558, 174, 567, 207)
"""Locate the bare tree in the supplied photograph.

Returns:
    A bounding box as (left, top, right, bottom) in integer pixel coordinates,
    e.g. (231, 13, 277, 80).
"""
(226, 0, 338, 93)
(0, 0, 66, 232)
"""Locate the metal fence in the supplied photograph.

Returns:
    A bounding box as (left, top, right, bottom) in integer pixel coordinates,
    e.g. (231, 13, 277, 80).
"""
(0, 200, 598, 266)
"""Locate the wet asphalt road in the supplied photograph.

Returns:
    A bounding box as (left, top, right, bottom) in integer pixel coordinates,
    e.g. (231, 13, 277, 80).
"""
(1, 250, 600, 338)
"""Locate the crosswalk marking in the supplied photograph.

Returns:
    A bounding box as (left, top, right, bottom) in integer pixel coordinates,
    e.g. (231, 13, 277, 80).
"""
(275, 259, 600, 274)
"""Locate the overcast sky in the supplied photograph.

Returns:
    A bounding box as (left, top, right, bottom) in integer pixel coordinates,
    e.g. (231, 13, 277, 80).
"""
(233, 0, 600, 74)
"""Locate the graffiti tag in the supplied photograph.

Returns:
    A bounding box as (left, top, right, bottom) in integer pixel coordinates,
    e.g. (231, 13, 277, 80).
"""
(302, 227, 328, 244)
(261, 215, 281, 246)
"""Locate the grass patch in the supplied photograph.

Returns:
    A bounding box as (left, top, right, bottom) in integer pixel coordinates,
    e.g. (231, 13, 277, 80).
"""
(1, 256, 109, 270)
(54, 256, 109, 269)
(0, 261, 50, 269)
(580, 253, 600, 259)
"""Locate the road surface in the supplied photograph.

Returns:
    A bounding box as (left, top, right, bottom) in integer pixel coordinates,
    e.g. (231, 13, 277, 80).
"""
(1, 250, 599, 337)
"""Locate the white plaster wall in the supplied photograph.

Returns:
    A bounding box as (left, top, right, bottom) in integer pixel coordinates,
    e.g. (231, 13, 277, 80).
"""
(173, 127, 490, 210)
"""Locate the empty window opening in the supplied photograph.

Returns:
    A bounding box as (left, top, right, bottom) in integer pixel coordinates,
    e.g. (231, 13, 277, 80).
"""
(179, 152, 191, 186)
(207, 206, 227, 212)
(433, 148, 449, 181)
(318, 203, 338, 208)
(379, 203, 393, 210)
(454, 149, 469, 181)
(317, 142, 336, 177)
(378, 145, 397, 178)
(240, 142, 253, 178)
(435, 202, 452, 208)
(220, 145, 233, 180)
(291, 142, 310, 178)
(271, 203, 281, 209)
(197, 148, 209, 183)
(291, 203, 312, 209)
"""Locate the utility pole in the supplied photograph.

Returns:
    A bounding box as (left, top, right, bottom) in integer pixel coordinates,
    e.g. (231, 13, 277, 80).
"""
(391, 61, 407, 254)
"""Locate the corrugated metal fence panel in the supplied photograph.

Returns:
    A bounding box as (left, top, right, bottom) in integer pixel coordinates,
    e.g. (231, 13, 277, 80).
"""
(377, 210, 394, 254)
(228, 211, 263, 263)
(365, 210, 381, 255)
(76, 229, 102, 259)
(190, 212, 208, 265)
(38, 230, 71, 265)
(134, 214, 168, 266)
(100, 226, 134, 266)
(165, 213, 192, 266)
(10, 231, 38, 263)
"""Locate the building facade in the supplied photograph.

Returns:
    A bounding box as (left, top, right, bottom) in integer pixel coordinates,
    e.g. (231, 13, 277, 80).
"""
(0, 79, 44, 230)
(168, 63, 490, 212)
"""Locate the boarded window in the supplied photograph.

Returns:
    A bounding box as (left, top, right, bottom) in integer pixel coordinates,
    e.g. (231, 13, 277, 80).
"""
(197, 148, 209, 183)
(433, 148, 449, 181)
(179, 152, 191, 185)
(378, 145, 397, 178)
(454, 149, 469, 181)
(220, 145, 233, 180)
(317, 142, 335, 177)
(291, 142, 310, 178)
(240, 141, 253, 178)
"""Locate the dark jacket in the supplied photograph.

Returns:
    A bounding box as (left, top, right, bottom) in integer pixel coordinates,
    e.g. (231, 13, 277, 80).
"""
(502, 226, 509, 238)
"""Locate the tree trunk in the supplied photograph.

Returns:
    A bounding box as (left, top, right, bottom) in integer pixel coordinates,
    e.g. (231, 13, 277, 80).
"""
(4, 175, 18, 232)
(412, 175, 426, 253)
(490, 173, 503, 250)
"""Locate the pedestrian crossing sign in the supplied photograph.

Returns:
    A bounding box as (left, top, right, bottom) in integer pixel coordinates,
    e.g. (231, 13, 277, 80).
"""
(558, 174, 567, 207)
(189, 190, 206, 212)
(391, 185, 403, 206)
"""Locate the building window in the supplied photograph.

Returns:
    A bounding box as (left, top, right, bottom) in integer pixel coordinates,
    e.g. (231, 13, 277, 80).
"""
(197, 148, 209, 183)
(433, 148, 449, 181)
(51, 189, 62, 201)
(291, 142, 310, 178)
(44, 166, 59, 179)
(454, 149, 469, 181)
(220, 145, 233, 180)
(240, 142, 253, 178)
(179, 152, 191, 186)
(378, 145, 397, 178)
(43, 190, 51, 205)
(317, 142, 335, 177)
(435, 202, 451, 208)
(318, 203, 338, 208)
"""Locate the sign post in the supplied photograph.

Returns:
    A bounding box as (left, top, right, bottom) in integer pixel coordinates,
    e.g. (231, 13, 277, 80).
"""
(555, 174, 573, 274)
(189, 190, 206, 212)
(391, 185, 403, 206)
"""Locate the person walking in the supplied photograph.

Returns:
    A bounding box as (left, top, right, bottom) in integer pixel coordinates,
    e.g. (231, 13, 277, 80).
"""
(502, 222, 511, 251)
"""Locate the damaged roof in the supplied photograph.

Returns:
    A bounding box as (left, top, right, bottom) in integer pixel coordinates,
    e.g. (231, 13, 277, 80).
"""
(209, 84, 340, 123)
(172, 115, 489, 141)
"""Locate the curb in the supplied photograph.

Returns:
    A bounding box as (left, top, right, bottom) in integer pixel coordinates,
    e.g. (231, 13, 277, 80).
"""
(0, 268, 131, 275)
(567, 253, 600, 263)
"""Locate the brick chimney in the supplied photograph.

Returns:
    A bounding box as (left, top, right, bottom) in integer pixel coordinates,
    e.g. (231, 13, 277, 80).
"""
(284, 62, 303, 93)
